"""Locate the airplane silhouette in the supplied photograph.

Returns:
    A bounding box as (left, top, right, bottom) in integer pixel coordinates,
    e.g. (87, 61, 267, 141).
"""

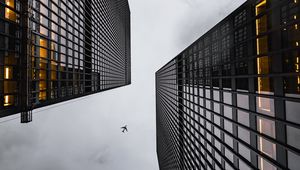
(121, 125, 128, 133)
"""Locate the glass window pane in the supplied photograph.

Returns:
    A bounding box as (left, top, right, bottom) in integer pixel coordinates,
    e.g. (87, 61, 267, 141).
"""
(288, 151, 300, 170)
(237, 110, 249, 127)
(223, 91, 232, 105)
(239, 160, 251, 170)
(224, 106, 232, 119)
(238, 127, 250, 144)
(258, 156, 277, 170)
(257, 117, 276, 138)
(5, 0, 15, 8)
(237, 94, 249, 109)
(5, 7, 17, 22)
(224, 120, 233, 133)
(239, 143, 251, 161)
(256, 96, 275, 116)
(287, 126, 300, 150)
(286, 101, 300, 124)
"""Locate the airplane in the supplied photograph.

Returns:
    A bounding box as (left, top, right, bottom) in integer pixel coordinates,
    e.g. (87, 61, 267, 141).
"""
(121, 125, 128, 133)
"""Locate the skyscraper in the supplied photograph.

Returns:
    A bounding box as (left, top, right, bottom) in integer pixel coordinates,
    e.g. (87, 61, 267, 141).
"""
(156, 0, 300, 169)
(0, 0, 130, 122)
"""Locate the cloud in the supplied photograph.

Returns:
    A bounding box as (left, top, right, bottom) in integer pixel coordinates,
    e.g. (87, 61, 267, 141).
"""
(89, 146, 111, 165)
(175, 0, 246, 50)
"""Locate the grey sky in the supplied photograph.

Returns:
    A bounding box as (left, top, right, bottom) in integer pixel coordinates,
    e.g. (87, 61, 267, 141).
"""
(0, 0, 245, 169)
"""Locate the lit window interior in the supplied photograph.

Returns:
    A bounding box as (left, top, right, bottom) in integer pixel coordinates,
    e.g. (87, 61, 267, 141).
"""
(4, 66, 12, 79)
(4, 95, 14, 106)
(255, 1, 277, 168)
(5, 0, 14, 8)
(5, 0, 17, 22)
(39, 38, 48, 101)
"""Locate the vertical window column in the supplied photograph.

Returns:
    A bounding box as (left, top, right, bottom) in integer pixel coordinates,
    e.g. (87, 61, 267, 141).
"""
(255, 1, 277, 170)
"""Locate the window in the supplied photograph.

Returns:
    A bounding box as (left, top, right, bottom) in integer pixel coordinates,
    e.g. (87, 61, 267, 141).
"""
(238, 127, 250, 144)
(239, 161, 251, 170)
(223, 92, 232, 104)
(4, 66, 12, 79)
(237, 94, 249, 109)
(286, 100, 300, 124)
(288, 151, 300, 170)
(257, 117, 277, 170)
(256, 97, 275, 116)
(5, 7, 17, 22)
(257, 117, 275, 138)
(237, 110, 249, 127)
(239, 143, 251, 161)
(224, 106, 232, 119)
(4, 95, 14, 106)
(40, 25, 48, 36)
(287, 126, 300, 150)
(258, 156, 277, 170)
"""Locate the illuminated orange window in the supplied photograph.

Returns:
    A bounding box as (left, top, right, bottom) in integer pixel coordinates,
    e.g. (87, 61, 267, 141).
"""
(38, 38, 48, 101)
(4, 95, 14, 106)
(256, 0, 270, 94)
(256, 15, 267, 35)
(297, 57, 300, 92)
(39, 39, 48, 59)
(5, 0, 16, 22)
(39, 79, 47, 100)
(39, 69, 47, 80)
(5, 7, 17, 21)
(4, 66, 13, 79)
(50, 62, 57, 80)
(256, 0, 266, 15)
(256, 36, 268, 55)
(40, 48, 48, 58)
(257, 56, 269, 75)
(39, 91, 47, 101)
(40, 38, 47, 48)
(257, 57, 270, 93)
(39, 81, 47, 91)
(5, 0, 14, 8)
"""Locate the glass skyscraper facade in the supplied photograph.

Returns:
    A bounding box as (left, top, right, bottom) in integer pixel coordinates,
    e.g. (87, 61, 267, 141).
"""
(0, 0, 130, 122)
(156, 0, 300, 169)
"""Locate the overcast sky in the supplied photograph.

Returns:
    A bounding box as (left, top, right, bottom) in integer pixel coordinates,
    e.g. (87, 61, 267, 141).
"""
(0, 0, 245, 169)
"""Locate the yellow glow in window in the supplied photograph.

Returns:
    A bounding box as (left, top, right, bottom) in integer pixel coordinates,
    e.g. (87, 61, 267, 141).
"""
(4, 95, 13, 106)
(257, 56, 269, 74)
(5, 7, 17, 22)
(256, 36, 268, 55)
(39, 91, 47, 101)
(40, 48, 48, 58)
(257, 57, 271, 93)
(40, 38, 47, 47)
(4, 66, 12, 79)
(5, 0, 14, 8)
(255, 0, 267, 16)
(296, 57, 299, 73)
(40, 38, 48, 59)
